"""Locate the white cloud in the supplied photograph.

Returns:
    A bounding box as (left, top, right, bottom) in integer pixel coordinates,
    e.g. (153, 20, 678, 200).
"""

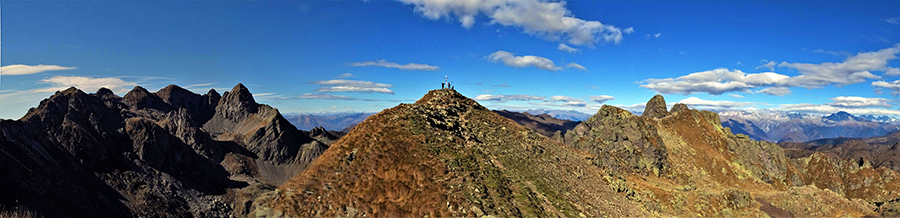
(35, 76, 138, 94)
(624, 27, 634, 34)
(873, 80, 900, 96)
(756, 87, 791, 96)
(883, 17, 900, 24)
(400, 0, 631, 46)
(641, 44, 900, 96)
(566, 63, 587, 71)
(474, 94, 546, 102)
(336, 73, 355, 78)
(729, 94, 744, 98)
(297, 93, 355, 100)
(557, 43, 579, 53)
(755, 60, 777, 71)
(640, 68, 785, 95)
(677, 97, 755, 109)
(350, 60, 439, 71)
(777, 44, 900, 88)
(0, 76, 140, 119)
(486, 50, 561, 71)
(826, 96, 891, 108)
(312, 79, 394, 94)
(590, 95, 614, 104)
(654, 33, 661, 38)
(1, 64, 76, 75)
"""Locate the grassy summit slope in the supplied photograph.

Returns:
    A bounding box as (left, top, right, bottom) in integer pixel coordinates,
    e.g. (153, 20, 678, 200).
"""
(268, 89, 648, 217)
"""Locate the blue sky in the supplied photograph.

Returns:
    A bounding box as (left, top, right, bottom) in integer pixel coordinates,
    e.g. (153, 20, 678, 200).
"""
(2, 1, 900, 119)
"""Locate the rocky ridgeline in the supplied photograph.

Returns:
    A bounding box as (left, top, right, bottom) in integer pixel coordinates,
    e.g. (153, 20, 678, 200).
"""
(564, 94, 900, 217)
(0, 84, 333, 217)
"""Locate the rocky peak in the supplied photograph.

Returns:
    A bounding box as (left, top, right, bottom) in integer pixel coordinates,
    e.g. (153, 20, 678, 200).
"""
(96, 87, 115, 97)
(824, 111, 857, 122)
(156, 85, 199, 106)
(123, 86, 170, 111)
(642, 94, 669, 119)
(215, 83, 259, 120)
(670, 103, 688, 114)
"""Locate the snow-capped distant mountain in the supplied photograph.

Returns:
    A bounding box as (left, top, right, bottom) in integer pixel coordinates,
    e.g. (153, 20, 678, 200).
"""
(718, 110, 900, 143)
(522, 109, 593, 121)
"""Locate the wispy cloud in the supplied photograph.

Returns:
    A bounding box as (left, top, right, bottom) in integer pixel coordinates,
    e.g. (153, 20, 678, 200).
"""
(566, 63, 587, 71)
(350, 60, 439, 71)
(312, 79, 395, 94)
(400, 0, 632, 46)
(336, 73, 355, 78)
(474, 94, 546, 102)
(1, 64, 76, 75)
(883, 17, 900, 24)
(729, 94, 744, 98)
(0, 76, 143, 119)
(486, 50, 561, 71)
(755, 87, 791, 96)
(589, 95, 614, 104)
(677, 97, 754, 110)
(557, 43, 579, 53)
(755, 60, 777, 70)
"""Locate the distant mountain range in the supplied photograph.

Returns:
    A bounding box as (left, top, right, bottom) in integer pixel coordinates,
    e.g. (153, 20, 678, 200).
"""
(520, 109, 593, 121)
(283, 112, 373, 132)
(719, 110, 900, 142)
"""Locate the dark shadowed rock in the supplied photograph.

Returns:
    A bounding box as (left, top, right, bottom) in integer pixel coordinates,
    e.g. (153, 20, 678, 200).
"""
(123, 86, 171, 112)
(1, 83, 339, 217)
(642, 94, 668, 119)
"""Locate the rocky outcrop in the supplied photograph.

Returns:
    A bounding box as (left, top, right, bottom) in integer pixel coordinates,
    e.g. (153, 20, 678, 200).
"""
(565, 105, 669, 176)
(564, 95, 900, 217)
(670, 103, 688, 114)
(0, 84, 337, 217)
(642, 94, 669, 119)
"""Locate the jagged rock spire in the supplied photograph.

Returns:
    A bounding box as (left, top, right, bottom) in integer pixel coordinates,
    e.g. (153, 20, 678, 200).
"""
(642, 95, 669, 119)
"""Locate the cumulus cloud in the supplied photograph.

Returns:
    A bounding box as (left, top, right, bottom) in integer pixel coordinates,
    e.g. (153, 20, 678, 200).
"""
(566, 63, 587, 71)
(350, 60, 439, 71)
(640, 68, 787, 95)
(756, 87, 791, 96)
(1, 64, 76, 75)
(474, 94, 546, 102)
(677, 97, 754, 109)
(776, 44, 900, 88)
(826, 96, 892, 108)
(873, 80, 900, 96)
(641, 44, 900, 96)
(487, 50, 561, 71)
(590, 95, 614, 104)
(400, 0, 631, 46)
(557, 43, 579, 53)
(312, 79, 394, 94)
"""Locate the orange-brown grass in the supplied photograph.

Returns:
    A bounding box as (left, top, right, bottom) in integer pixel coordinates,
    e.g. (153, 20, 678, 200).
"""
(271, 89, 649, 217)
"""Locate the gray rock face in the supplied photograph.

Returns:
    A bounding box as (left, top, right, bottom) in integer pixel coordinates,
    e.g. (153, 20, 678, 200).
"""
(0, 83, 337, 217)
(642, 95, 669, 119)
(670, 103, 688, 114)
(565, 105, 669, 176)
